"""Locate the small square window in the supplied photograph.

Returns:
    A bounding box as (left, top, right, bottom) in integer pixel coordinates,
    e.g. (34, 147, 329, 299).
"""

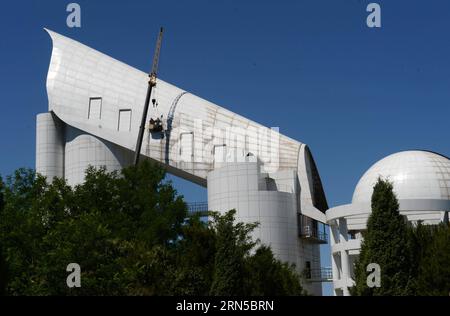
(179, 132, 193, 161)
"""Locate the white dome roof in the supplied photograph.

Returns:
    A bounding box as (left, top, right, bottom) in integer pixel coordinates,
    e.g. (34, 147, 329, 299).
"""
(352, 150, 450, 203)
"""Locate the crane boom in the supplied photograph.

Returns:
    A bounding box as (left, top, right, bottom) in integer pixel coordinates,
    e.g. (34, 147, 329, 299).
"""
(151, 27, 163, 79)
(133, 27, 164, 166)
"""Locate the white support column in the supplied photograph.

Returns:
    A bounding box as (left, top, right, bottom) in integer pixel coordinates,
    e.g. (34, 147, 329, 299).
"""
(36, 112, 65, 181)
(329, 221, 340, 296)
(339, 218, 350, 296)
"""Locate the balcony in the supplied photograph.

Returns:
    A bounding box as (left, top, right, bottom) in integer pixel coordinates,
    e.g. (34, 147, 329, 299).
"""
(298, 214, 328, 244)
(300, 225, 328, 244)
(187, 201, 209, 217)
(304, 267, 333, 282)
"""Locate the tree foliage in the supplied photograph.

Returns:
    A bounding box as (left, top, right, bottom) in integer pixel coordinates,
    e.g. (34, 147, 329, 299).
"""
(0, 177, 7, 295)
(209, 210, 258, 296)
(0, 161, 305, 296)
(352, 178, 450, 296)
(243, 246, 306, 296)
(352, 178, 413, 296)
(413, 223, 450, 295)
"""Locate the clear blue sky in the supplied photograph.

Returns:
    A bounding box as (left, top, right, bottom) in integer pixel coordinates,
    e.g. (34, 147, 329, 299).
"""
(1, 0, 449, 295)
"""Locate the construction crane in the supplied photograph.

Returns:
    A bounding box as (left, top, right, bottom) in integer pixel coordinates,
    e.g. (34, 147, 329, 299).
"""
(133, 27, 164, 166)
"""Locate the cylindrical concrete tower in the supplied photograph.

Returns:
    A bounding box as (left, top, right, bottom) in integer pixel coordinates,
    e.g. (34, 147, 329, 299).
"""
(64, 126, 134, 186)
(208, 160, 323, 295)
(36, 112, 65, 181)
(36, 115, 134, 186)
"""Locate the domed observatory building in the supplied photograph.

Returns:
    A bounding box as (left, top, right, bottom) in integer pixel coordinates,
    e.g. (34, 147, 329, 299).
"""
(326, 150, 450, 296)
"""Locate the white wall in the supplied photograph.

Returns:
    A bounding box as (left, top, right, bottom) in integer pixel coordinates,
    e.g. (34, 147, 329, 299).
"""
(207, 161, 322, 295)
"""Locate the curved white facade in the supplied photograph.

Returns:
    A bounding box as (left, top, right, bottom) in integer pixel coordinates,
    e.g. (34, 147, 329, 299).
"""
(326, 150, 450, 296)
(36, 29, 329, 295)
(41, 29, 327, 220)
(45, 30, 301, 185)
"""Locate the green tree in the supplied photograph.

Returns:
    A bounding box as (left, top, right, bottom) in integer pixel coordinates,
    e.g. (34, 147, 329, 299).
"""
(243, 245, 306, 296)
(42, 162, 187, 295)
(206, 210, 306, 296)
(0, 176, 7, 295)
(0, 162, 187, 295)
(169, 214, 217, 295)
(415, 223, 450, 295)
(0, 162, 306, 296)
(0, 244, 5, 296)
(405, 221, 434, 294)
(352, 178, 412, 296)
(0, 169, 49, 295)
(209, 210, 258, 295)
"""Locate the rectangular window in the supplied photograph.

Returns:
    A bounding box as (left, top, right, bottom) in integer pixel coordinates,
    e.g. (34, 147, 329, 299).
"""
(213, 144, 226, 168)
(88, 97, 102, 119)
(179, 132, 193, 162)
(118, 109, 132, 131)
(305, 261, 312, 279)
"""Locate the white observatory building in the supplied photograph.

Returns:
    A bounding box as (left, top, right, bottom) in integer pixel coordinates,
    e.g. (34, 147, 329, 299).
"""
(36, 30, 330, 295)
(326, 150, 450, 296)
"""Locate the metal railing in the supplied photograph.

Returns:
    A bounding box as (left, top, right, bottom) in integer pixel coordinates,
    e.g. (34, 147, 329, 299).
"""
(187, 201, 209, 215)
(305, 267, 333, 282)
(300, 225, 328, 244)
(297, 214, 328, 244)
